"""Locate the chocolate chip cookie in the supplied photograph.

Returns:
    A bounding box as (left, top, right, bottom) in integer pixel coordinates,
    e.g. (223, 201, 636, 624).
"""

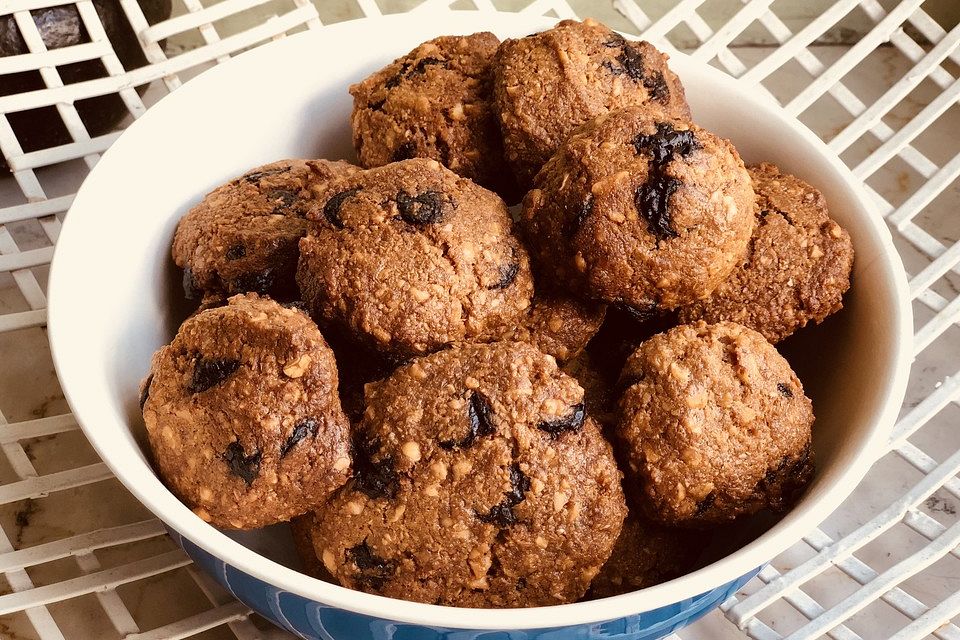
(308, 341, 626, 607)
(350, 32, 518, 201)
(617, 321, 814, 526)
(521, 108, 755, 313)
(297, 158, 534, 359)
(679, 163, 854, 342)
(141, 294, 351, 529)
(173, 159, 359, 301)
(493, 18, 691, 188)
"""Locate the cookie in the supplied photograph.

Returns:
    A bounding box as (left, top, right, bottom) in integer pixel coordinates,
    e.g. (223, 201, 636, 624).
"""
(501, 293, 606, 363)
(587, 512, 695, 598)
(493, 18, 690, 188)
(297, 158, 534, 359)
(350, 33, 518, 201)
(141, 294, 352, 529)
(173, 159, 359, 301)
(616, 321, 814, 526)
(521, 108, 755, 313)
(679, 163, 854, 342)
(308, 341, 626, 607)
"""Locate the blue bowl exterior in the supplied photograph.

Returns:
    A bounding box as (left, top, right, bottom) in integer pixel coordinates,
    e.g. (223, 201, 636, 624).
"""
(170, 528, 760, 640)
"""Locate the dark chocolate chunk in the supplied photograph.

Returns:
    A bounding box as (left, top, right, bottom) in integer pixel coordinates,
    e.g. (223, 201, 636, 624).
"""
(348, 540, 397, 590)
(352, 434, 399, 500)
(230, 269, 274, 295)
(225, 244, 246, 261)
(412, 56, 445, 75)
(635, 174, 682, 241)
(396, 190, 447, 225)
(538, 402, 586, 437)
(280, 418, 319, 458)
(243, 166, 289, 184)
(643, 70, 669, 102)
(631, 123, 700, 164)
(478, 463, 530, 527)
(264, 188, 299, 213)
(368, 98, 386, 111)
(323, 187, 361, 229)
(139, 374, 153, 412)
(615, 45, 646, 81)
(384, 61, 411, 89)
(222, 441, 261, 486)
(182, 267, 202, 300)
(602, 32, 627, 48)
(188, 357, 240, 394)
(777, 383, 794, 398)
(440, 391, 495, 450)
(613, 300, 660, 322)
(392, 140, 417, 162)
(490, 261, 520, 290)
(695, 492, 716, 516)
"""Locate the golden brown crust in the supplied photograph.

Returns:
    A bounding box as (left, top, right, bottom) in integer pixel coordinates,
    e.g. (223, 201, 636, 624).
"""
(616, 321, 814, 526)
(350, 33, 519, 201)
(493, 18, 691, 188)
(142, 294, 352, 529)
(309, 341, 626, 607)
(521, 108, 755, 312)
(172, 159, 359, 300)
(296, 159, 534, 359)
(679, 163, 854, 342)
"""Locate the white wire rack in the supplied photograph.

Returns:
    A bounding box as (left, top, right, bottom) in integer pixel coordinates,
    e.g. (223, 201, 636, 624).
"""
(0, 0, 958, 638)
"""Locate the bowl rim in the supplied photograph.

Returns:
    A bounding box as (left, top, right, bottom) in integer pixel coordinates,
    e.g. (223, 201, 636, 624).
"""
(47, 10, 914, 631)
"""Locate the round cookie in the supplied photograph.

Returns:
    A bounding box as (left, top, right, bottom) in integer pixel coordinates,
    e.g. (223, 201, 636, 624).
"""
(501, 293, 606, 363)
(309, 341, 626, 607)
(350, 32, 518, 201)
(679, 163, 854, 343)
(493, 18, 690, 188)
(173, 159, 359, 301)
(521, 108, 755, 312)
(141, 294, 352, 529)
(587, 513, 696, 599)
(297, 158, 534, 359)
(616, 321, 814, 526)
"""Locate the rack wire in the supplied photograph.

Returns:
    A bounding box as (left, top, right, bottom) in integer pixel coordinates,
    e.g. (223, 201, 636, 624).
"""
(0, 0, 958, 638)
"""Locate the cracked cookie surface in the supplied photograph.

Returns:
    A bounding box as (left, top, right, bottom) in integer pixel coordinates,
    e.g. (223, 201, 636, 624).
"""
(297, 158, 534, 359)
(142, 294, 351, 529)
(679, 162, 854, 342)
(616, 321, 813, 526)
(493, 18, 690, 188)
(173, 159, 359, 301)
(308, 341, 626, 607)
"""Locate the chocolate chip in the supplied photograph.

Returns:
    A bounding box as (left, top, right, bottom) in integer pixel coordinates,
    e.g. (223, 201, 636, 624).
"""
(489, 261, 520, 290)
(352, 434, 399, 499)
(323, 187, 361, 229)
(613, 300, 660, 322)
(139, 375, 153, 412)
(631, 123, 700, 164)
(412, 56, 445, 75)
(777, 383, 794, 398)
(602, 32, 627, 48)
(280, 417, 319, 458)
(392, 141, 417, 162)
(182, 267, 202, 300)
(243, 166, 289, 184)
(538, 402, 586, 437)
(615, 45, 646, 80)
(643, 70, 669, 102)
(222, 441, 261, 485)
(226, 244, 246, 261)
(384, 61, 411, 89)
(264, 188, 299, 213)
(478, 463, 530, 527)
(348, 540, 396, 590)
(396, 190, 447, 225)
(695, 492, 716, 516)
(440, 391, 495, 450)
(188, 357, 240, 393)
(368, 98, 386, 111)
(573, 194, 594, 232)
(759, 444, 813, 508)
(230, 269, 274, 295)
(635, 174, 682, 241)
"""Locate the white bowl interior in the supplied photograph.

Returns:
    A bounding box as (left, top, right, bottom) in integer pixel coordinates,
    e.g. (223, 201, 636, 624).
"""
(47, 11, 912, 630)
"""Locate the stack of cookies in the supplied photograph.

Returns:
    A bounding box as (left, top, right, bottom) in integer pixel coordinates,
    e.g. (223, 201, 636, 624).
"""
(141, 18, 854, 608)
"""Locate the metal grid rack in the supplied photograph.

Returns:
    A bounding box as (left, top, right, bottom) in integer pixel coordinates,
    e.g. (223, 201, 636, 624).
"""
(0, 0, 958, 638)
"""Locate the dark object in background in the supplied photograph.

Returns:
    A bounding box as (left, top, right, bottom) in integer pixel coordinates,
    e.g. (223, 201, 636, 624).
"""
(0, 0, 171, 171)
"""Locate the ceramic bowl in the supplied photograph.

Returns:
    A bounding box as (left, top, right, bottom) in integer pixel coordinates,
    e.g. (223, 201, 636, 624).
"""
(47, 11, 912, 640)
